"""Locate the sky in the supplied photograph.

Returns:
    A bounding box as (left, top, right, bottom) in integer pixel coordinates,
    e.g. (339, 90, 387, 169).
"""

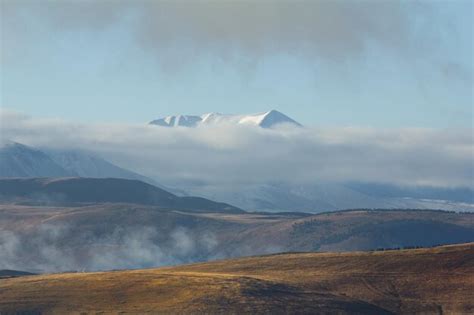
(1, 0, 472, 127)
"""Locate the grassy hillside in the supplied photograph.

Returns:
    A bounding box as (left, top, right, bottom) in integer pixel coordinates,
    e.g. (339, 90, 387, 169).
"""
(0, 204, 473, 272)
(288, 209, 474, 251)
(0, 243, 472, 314)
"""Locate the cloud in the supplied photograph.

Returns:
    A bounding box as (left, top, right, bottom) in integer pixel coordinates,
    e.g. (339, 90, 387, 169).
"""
(0, 0, 454, 65)
(1, 109, 473, 189)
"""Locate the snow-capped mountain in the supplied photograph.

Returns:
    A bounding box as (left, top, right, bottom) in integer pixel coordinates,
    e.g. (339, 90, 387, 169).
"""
(149, 110, 302, 128)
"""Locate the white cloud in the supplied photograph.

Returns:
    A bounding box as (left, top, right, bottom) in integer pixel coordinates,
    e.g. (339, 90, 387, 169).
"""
(1, 109, 472, 188)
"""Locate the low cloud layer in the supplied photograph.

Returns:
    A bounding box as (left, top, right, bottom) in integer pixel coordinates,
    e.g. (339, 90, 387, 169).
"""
(1, 109, 472, 189)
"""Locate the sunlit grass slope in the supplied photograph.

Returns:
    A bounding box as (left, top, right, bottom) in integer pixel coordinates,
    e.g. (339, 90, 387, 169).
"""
(0, 243, 472, 314)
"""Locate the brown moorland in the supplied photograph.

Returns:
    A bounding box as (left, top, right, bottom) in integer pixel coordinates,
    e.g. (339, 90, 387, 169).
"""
(0, 243, 472, 314)
(1, 204, 473, 257)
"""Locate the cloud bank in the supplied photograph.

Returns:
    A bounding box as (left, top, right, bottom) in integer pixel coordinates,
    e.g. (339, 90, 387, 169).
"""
(1, 109, 472, 189)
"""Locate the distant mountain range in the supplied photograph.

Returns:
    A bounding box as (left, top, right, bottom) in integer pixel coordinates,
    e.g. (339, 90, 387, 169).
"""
(177, 181, 474, 212)
(149, 110, 302, 128)
(1, 141, 473, 213)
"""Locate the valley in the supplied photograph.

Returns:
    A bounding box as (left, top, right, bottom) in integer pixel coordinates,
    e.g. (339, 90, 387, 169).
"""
(0, 177, 472, 272)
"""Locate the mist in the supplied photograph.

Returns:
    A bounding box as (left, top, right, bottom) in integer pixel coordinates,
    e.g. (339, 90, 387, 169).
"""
(0, 224, 221, 273)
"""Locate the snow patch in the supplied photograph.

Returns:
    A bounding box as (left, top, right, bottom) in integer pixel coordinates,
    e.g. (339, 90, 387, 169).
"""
(149, 110, 302, 128)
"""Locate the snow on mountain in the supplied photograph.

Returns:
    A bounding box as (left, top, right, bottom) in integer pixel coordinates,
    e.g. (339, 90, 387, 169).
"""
(150, 115, 202, 127)
(149, 110, 302, 128)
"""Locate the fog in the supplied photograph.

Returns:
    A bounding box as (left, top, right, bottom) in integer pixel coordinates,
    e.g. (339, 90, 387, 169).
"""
(0, 224, 220, 272)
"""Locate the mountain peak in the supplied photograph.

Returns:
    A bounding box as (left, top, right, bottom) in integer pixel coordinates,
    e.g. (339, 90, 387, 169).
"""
(149, 110, 302, 128)
(258, 110, 302, 128)
(264, 109, 279, 115)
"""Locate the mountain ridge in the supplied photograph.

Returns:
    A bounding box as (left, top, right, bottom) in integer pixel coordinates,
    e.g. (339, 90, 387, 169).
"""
(0, 142, 160, 186)
(149, 110, 302, 128)
(0, 142, 73, 177)
(0, 177, 243, 213)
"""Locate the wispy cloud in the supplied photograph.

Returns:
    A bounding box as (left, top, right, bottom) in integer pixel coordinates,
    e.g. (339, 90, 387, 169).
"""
(1, 0, 459, 66)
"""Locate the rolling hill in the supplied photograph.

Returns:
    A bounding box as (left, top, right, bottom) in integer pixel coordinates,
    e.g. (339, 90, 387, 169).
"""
(0, 243, 472, 314)
(0, 177, 472, 273)
(0, 197, 472, 273)
(0, 177, 242, 213)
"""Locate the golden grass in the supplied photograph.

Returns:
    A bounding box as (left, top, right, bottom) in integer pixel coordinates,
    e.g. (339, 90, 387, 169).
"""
(1, 243, 473, 314)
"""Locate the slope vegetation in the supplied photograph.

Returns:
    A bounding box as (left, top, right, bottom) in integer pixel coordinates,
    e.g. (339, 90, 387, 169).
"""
(0, 243, 472, 314)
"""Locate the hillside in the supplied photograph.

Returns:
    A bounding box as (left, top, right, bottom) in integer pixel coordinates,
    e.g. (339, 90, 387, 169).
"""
(45, 149, 160, 186)
(0, 142, 72, 177)
(0, 243, 472, 314)
(0, 177, 242, 213)
(0, 270, 36, 279)
(0, 202, 472, 273)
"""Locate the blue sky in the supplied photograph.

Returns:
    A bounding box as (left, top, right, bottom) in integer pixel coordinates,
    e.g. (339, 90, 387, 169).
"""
(1, 0, 472, 127)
